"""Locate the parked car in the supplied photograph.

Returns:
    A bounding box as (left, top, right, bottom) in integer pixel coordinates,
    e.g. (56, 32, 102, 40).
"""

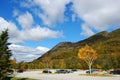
(110, 70, 120, 74)
(7, 69, 14, 74)
(42, 69, 52, 73)
(17, 69, 24, 73)
(7, 73, 15, 77)
(86, 69, 98, 74)
(55, 69, 69, 74)
(71, 69, 77, 72)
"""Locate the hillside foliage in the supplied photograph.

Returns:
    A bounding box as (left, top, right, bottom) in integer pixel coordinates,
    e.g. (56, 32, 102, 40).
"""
(17, 28, 120, 70)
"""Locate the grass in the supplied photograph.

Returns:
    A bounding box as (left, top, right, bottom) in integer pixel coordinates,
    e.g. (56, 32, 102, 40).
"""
(11, 77, 36, 80)
(80, 73, 111, 77)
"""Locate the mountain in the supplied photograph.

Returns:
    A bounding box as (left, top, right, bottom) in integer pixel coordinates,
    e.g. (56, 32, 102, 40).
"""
(30, 28, 120, 69)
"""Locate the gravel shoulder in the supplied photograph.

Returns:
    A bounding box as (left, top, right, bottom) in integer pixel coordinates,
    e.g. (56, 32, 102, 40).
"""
(15, 70, 120, 80)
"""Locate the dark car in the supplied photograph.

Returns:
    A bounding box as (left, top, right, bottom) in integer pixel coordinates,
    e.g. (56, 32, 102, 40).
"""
(110, 70, 120, 74)
(7, 69, 14, 74)
(17, 69, 24, 73)
(71, 69, 77, 72)
(7, 73, 15, 77)
(86, 69, 98, 74)
(42, 69, 52, 73)
(55, 69, 69, 74)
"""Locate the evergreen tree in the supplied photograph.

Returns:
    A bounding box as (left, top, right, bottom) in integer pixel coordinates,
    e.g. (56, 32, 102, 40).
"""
(0, 29, 12, 79)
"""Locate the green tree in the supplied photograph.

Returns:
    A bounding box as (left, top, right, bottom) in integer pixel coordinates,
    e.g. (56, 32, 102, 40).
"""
(10, 58, 17, 69)
(78, 45, 98, 74)
(0, 29, 12, 79)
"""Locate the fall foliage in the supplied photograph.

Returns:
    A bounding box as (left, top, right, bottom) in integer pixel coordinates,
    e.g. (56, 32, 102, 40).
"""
(15, 28, 120, 70)
(78, 45, 98, 74)
(78, 45, 98, 62)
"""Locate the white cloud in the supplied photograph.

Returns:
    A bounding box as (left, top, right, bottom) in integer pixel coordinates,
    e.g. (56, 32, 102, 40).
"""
(80, 24, 94, 36)
(36, 46, 50, 53)
(17, 11, 34, 29)
(0, 17, 63, 43)
(0, 17, 22, 43)
(0, 16, 63, 62)
(20, 0, 71, 26)
(71, 14, 77, 22)
(19, 26, 63, 41)
(72, 0, 120, 33)
(19, 0, 120, 37)
(13, 9, 20, 17)
(9, 44, 50, 62)
(20, 0, 35, 8)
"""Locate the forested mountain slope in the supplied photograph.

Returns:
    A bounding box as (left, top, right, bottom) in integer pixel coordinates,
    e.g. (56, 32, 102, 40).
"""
(23, 28, 120, 69)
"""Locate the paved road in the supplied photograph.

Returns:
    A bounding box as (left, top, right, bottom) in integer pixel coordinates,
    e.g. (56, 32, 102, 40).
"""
(15, 70, 120, 80)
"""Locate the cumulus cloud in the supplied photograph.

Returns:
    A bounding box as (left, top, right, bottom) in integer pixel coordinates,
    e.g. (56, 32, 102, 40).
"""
(19, 0, 120, 37)
(0, 17, 22, 43)
(0, 16, 63, 62)
(80, 24, 94, 36)
(0, 17, 63, 43)
(20, 0, 71, 26)
(2, 0, 120, 62)
(17, 11, 34, 29)
(13, 9, 20, 17)
(19, 26, 63, 41)
(71, 14, 77, 22)
(72, 0, 120, 36)
(9, 44, 49, 62)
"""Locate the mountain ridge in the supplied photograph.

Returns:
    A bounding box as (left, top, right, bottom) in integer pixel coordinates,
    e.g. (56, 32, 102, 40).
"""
(32, 28, 120, 69)
(40, 30, 110, 58)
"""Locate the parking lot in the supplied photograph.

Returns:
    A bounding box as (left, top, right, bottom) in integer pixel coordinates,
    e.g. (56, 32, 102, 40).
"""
(15, 70, 120, 80)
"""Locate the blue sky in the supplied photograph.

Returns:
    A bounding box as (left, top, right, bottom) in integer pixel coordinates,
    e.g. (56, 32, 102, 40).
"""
(0, 0, 120, 62)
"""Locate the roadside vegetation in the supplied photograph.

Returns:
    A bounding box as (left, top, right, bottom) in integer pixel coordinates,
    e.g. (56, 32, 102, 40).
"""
(80, 73, 111, 77)
(11, 77, 36, 80)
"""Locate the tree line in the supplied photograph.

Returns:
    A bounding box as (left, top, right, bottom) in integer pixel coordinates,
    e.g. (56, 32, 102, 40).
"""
(0, 29, 120, 79)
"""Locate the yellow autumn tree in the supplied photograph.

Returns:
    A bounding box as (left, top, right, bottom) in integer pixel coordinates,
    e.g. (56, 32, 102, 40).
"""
(78, 45, 98, 74)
